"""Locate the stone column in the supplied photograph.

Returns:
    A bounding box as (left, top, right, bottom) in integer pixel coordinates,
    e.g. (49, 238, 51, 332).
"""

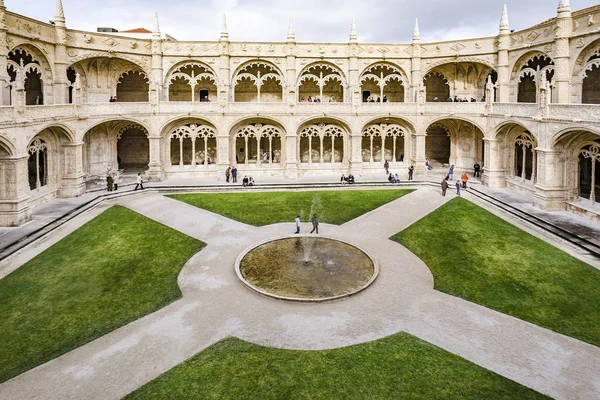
(284, 133, 298, 179)
(412, 133, 426, 174)
(0, 155, 31, 226)
(481, 138, 506, 188)
(554, 1, 572, 104)
(58, 142, 85, 197)
(349, 132, 363, 175)
(534, 148, 568, 210)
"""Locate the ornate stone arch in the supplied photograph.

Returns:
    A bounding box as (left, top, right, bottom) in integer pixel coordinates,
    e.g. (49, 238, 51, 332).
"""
(230, 118, 286, 165)
(297, 62, 346, 103)
(232, 60, 285, 102)
(297, 119, 349, 165)
(0, 134, 16, 156)
(67, 52, 150, 76)
(8, 43, 54, 81)
(165, 61, 218, 102)
(359, 62, 408, 103)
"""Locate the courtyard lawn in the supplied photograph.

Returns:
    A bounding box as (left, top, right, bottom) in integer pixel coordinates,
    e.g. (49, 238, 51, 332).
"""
(124, 333, 547, 400)
(392, 197, 600, 347)
(0, 206, 204, 383)
(169, 190, 413, 226)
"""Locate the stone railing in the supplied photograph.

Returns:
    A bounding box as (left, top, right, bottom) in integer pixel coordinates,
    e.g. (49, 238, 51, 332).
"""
(2, 101, 600, 128)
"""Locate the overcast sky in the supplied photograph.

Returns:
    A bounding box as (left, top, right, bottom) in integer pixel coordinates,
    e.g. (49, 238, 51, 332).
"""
(5, 0, 599, 43)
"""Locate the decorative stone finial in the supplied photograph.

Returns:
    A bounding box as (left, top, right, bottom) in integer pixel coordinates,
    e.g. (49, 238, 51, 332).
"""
(287, 17, 295, 41)
(153, 13, 160, 34)
(500, 4, 510, 33)
(55, 0, 65, 26)
(349, 17, 357, 43)
(220, 15, 229, 41)
(412, 18, 420, 41)
(0, 0, 5, 9)
(558, 0, 571, 13)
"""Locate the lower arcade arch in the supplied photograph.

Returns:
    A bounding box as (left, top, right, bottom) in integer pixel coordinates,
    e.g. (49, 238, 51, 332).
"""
(425, 119, 484, 171)
(553, 130, 600, 205)
(297, 121, 348, 165)
(26, 127, 74, 194)
(167, 121, 218, 167)
(361, 119, 408, 163)
(231, 120, 284, 166)
(82, 121, 149, 179)
(493, 123, 537, 184)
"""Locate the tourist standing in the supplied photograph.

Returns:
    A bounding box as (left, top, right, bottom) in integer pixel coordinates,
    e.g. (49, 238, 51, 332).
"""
(441, 178, 449, 197)
(310, 214, 319, 234)
(341, 174, 346, 184)
(295, 215, 301, 234)
(134, 173, 144, 191)
(225, 167, 231, 183)
(408, 165, 414, 181)
(461, 173, 469, 189)
(448, 164, 455, 180)
(456, 180, 461, 196)
(474, 162, 481, 178)
(106, 175, 114, 192)
(232, 166, 238, 183)
(384, 160, 389, 175)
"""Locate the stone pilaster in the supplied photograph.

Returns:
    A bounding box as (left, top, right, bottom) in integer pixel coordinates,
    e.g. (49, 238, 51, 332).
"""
(286, 19, 297, 108)
(481, 138, 507, 187)
(554, 1, 572, 104)
(0, 156, 31, 226)
(534, 149, 568, 210)
(284, 133, 298, 179)
(147, 119, 163, 180)
(349, 132, 363, 175)
(412, 133, 427, 174)
(58, 142, 85, 197)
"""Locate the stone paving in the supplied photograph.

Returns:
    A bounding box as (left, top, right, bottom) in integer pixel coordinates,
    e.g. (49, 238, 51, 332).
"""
(1, 187, 599, 400)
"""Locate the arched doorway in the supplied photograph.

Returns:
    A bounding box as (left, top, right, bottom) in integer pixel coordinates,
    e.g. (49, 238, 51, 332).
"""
(426, 119, 484, 172)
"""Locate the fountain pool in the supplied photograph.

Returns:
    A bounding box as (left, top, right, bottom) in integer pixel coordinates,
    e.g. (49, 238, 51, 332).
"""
(235, 236, 378, 302)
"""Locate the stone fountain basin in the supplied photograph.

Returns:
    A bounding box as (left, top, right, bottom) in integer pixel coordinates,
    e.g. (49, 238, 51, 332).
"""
(235, 235, 379, 302)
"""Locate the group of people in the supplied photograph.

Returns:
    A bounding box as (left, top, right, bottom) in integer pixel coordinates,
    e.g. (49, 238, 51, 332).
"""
(432, 96, 481, 103)
(440, 164, 470, 196)
(105, 172, 145, 191)
(340, 174, 356, 184)
(225, 166, 255, 187)
(364, 95, 388, 103)
(299, 96, 336, 103)
(109, 96, 118, 102)
(295, 214, 320, 234)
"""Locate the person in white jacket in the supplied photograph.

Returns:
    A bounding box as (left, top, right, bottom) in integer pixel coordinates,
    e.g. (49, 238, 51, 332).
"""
(134, 173, 144, 191)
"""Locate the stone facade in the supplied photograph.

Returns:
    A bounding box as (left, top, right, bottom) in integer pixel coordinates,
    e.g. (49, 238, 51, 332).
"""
(0, 1, 600, 226)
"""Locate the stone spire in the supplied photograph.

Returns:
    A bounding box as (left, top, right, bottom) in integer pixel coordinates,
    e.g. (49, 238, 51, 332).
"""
(287, 17, 295, 42)
(55, 0, 65, 27)
(349, 17, 357, 43)
(558, 0, 571, 13)
(220, 14, 229, 41)
(412, 18, 420, 42)
(0, 0, 5, 9)
(499, 4, 509, 34)
(153, 13, 160, 34)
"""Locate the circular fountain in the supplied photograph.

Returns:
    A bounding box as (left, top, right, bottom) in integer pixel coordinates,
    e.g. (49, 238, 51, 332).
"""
(235, 235, 378, 302)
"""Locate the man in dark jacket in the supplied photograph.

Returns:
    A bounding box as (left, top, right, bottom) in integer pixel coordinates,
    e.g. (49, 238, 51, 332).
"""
(310, 214, 319, 234)
(441, 178, 449, 196)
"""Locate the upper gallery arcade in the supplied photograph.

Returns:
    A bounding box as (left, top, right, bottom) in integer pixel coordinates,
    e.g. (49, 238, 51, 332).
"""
(0, 0, 599, 227)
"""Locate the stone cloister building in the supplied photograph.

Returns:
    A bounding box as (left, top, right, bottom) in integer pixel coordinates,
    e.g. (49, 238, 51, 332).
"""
(0, 0, 599, 226)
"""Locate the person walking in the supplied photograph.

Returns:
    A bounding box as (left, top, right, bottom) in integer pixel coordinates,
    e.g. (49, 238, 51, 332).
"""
(461, 173, 469, 189)
(425, 159, 433, 170)
(408, 165, 414, 181)
(456, 180, 461, 196)
(134, 173, 144, 191)
(474, 162, 481, 178)
(310, 213, 319, 234)
(448, 164, 455, 180)
(232, 166, 238, 183)
(384, 160, 389, 175)
(441, 177, 449, 197)
(106, 175, 114, 192)
(295, 215, 301, 234)
(225, 166, 231, 183)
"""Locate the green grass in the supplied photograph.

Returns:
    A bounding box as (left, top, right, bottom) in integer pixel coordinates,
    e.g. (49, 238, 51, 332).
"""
(125, 333, 547, 400)
(0, 206, 204, 383)
(392, 197, 600, 347)
(169, 190, 413, 226)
